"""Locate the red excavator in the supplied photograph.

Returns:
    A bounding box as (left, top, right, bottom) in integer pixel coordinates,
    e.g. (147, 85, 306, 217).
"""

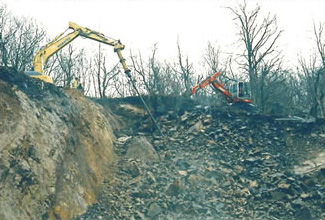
(191, 71, 252, 105)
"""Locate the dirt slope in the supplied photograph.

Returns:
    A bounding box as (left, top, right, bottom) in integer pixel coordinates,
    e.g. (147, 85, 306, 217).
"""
(0, 67, 117, 220)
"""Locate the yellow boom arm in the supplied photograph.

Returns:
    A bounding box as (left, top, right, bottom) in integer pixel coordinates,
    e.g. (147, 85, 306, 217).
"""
(32, 22, 131, 83)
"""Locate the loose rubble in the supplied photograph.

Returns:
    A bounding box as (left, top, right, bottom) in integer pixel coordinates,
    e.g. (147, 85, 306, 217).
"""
(73, 103, 325, 220)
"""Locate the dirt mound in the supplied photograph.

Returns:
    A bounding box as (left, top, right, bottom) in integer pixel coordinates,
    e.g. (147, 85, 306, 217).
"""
(0, 67, 117, 220)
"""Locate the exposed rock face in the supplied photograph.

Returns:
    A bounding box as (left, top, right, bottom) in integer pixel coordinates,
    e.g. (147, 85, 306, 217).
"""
(0, 67, 116, 220)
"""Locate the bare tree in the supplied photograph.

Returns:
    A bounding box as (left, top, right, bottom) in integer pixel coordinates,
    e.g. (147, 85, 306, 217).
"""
(314, 22, 325, 117)
(111, 75, 130, 98)
(148, 45, 164, 95)
(286, 73, 307, 115)
(89, 43, 121, 98)
(169, 40, 196, 94)
(176, 40, 195, 93)
(10, 17, 46, 71)
(130, 44, 167, 96)
(202, 41, 224, 75)
(130, 49, 152, 95)
(53, 44, 86, 87)
(314, 23, 325, 70)
(297, 22, 325, 118)
(78, 58, 92, 96)
(198, 41, 231, 105)
(43, 52, 61, 83)
(299, 57, 324, 118)
(130, 42, 195, 97)
(128, 45, 171, 113)
(228, 1, 283, 109)
(0, 5, 13, 66)
(0, 5, 45, 71)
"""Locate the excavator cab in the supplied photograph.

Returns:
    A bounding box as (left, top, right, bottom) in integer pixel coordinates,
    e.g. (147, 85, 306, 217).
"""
(229, 82, 251, 103)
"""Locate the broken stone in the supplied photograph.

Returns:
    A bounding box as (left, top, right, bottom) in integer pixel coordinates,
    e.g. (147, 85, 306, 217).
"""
(278, 181, 290, 189)
(294, 206, 312, 220)
(203, 115, 213, 125)
(221, 124, 229, 131)
(126, 136, 159, 163)
(178, 170, 188, 176)
(188, 120, 203, 134)
(166, 178, 185, 196)
(234, 165, 244, 174)
(67, 100, 325, 220)
(180, 112, 190, 122)
(300, 193, 310, 199)
(135, 210, 146, 220)
(187, 174, 204, 186)
(249, 180, 258, 188)
(115, 136, 132, 145)
(147, 203, 162, 218)
(270, 190, 287, 201)
(147, 171, 156, 183)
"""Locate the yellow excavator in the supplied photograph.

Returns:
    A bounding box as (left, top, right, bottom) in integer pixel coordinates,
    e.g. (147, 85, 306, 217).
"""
(25, 22, 131, 83)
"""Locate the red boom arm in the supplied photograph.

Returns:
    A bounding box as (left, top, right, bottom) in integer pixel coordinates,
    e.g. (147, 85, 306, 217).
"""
(191, 72, 234, 102)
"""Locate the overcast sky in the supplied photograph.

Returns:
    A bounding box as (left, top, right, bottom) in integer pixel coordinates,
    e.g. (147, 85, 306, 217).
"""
(1, 0, 325, 71)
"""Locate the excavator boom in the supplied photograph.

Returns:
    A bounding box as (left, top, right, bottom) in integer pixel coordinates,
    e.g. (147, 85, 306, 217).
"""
(30, 22, 131, 83)
(191, 72, 221, 95)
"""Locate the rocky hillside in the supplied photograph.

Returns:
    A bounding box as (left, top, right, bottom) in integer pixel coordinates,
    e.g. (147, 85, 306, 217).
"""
(74, 100, 325, 219)
(0, 67, 324, 220)
(0, 67, 118, 220)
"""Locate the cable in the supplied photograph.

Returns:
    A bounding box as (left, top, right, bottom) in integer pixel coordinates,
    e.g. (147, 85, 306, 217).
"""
(125, 71, 164, 136)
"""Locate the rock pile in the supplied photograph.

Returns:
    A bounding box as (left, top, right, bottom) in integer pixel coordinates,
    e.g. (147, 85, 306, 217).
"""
(74, 105, 325, 220)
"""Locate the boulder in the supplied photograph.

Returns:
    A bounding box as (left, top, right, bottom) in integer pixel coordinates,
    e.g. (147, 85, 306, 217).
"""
(126, 136, 159, 163)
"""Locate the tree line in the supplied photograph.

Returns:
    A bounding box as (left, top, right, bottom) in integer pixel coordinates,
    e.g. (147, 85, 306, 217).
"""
(0, 3, 324, 118)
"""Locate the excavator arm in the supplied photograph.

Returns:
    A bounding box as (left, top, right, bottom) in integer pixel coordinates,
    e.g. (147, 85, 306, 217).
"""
(191, 72, 221, 95)
(191, 72, 233, 102)
(31, 22, 131, 83)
